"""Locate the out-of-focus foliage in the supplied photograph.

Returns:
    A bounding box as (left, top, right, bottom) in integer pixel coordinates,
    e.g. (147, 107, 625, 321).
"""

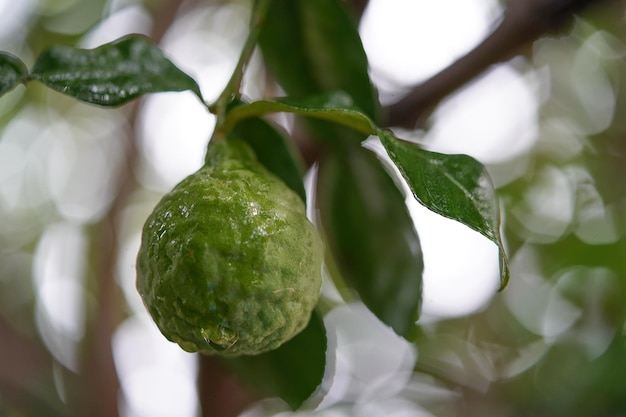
(411, 9, 626, 417)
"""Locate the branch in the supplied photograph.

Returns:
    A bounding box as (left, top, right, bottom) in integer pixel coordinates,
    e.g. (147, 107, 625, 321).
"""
(211, 0, 273, 139)
(79, 2, 189, 417)
(385, 0, 610, 129)
(198, 356, 256, 417)
(0, 315, 52, 410)
(346, 0, 369, 21)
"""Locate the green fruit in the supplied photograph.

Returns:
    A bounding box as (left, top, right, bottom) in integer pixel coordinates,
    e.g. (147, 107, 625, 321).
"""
(136, 139, 323, 356)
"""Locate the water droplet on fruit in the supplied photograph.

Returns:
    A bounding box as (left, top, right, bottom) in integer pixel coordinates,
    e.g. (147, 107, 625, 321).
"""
(199, 326, 238, 351)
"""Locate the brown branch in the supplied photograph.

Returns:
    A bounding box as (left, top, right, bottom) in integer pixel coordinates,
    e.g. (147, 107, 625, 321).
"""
(78, 87, 140, 414)
(79, 2, 190, 417)
(0, 315, 53, 411)
(198, 357, 257, 417)
(346, 0, 369, 21)
(385, 0, 611, 129)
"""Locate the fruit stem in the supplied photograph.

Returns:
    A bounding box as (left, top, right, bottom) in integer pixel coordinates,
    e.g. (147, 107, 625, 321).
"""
(209, 0, 271, 137)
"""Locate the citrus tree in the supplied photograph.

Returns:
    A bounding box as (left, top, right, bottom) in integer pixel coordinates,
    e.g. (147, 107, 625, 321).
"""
(1, 0, 625, 416)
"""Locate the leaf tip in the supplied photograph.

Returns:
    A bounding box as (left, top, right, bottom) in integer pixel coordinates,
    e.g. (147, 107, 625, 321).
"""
(497, 251, 510, 292)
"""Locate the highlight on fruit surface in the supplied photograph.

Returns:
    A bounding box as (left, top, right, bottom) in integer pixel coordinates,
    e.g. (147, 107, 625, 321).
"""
(136, 139, 324, 356)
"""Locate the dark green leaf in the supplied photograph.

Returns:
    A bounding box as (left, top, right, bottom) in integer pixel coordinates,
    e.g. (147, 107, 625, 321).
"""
(0, 52, 28, 97)
(223, 92, 377, 136)
(29, 34, 203, 106)
(379, 130, 510, 288)
(228, 116, 307, 203)
(317, 143, 423, 339)
(259, 0, 379, 122)
(220, 311, 326, 410)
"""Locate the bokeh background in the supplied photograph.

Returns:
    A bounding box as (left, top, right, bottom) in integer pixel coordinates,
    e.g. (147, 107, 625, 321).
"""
(1, 0, 626, 416)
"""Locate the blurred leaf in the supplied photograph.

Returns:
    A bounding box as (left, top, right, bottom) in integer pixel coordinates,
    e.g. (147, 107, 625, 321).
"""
(316, 143, 423, 339)
(220, 311, 326, 410)
(0, 52, 27, 96)
(259, 0, 379, 122)
(379, 131, 510, 288)
(223, 91, 377, 137)
(228, 116, 307, 203)
(29, 34, 203, 106)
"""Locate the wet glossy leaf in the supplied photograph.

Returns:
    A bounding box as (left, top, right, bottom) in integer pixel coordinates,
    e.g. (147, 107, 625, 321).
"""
(259, 0, 379, 121)
(379, 131, 509, 288)
(223, 92, 377, 136)
(0, 52, 27, 96)
(220, 311, 326, 410)
(29, 34, 203, 106)
(317, 143, 423, 339)
(228, 116, 307, 203)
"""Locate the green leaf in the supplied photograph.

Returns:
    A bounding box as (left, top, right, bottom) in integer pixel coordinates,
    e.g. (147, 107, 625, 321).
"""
(228, 116, 307, 203)
(29, 34, 203, 106)
(220, 311, 326, 410)
(0, 52, 28, 97)
(379, 130, 510, 289)
(259, 0, 379, 122)
(316, 143, 423, 339)
(223, 92, 377, 137)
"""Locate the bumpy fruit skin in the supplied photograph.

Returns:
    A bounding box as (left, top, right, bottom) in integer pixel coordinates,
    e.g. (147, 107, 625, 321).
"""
(136, 139, 323, 356)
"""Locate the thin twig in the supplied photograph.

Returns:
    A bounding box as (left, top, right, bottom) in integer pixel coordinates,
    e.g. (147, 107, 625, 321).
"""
(385, 0, 609, 129)
(210, 0, 272, 140)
